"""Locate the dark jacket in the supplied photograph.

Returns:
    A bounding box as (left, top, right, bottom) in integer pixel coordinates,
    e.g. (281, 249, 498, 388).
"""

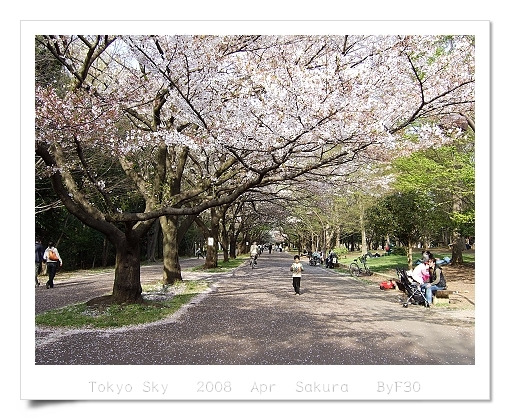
(35, 242, 45, 263)
(429, 265, 446, 288)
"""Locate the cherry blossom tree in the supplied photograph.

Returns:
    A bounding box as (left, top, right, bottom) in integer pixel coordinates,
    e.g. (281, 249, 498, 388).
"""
(35, 35, 474, 303)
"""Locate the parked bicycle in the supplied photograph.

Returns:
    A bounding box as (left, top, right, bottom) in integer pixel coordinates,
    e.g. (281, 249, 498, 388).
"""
(349, 254, 373, 277)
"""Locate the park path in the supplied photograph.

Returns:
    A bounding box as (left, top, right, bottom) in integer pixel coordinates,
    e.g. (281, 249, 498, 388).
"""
(35, 251, 475, 365)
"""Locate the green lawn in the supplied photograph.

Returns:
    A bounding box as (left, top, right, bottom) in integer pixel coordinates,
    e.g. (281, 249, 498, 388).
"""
(340, 248, 474, 275)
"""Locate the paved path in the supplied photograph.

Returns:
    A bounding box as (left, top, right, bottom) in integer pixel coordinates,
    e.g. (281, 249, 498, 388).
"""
(35, 252, 475, 365)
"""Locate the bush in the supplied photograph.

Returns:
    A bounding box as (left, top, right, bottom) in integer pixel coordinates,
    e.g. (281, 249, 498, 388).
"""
(333, 247, 348, 257)
(392, 246, 407, 256)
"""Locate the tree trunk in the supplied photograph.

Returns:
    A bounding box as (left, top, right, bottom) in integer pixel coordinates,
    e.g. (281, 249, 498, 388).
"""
(205, 239, 218, 268)
(160, 215, 183, 284)
(325, 224, 334, 252)
(241, 233, 250, 254)
(407, 240, 414, 270)
(219, 209, 230, 263)
(229, 231, 238, 258)
(222, 246, 229, 262)
(102, 236, 110, 267)
(204, 208, 220, 268)
(360, 204, 368, 256)
(112, 238, 143, 304)
(146, 218, 161, 262)
(450, 195, 465, 265)
(450, 231, 465, 265)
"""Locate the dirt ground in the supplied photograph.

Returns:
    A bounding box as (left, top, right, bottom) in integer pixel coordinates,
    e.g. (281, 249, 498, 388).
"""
(436, 262, 475, 308)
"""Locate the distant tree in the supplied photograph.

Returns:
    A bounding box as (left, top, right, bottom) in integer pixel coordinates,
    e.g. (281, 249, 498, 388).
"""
(367, 192, 436, 268)
(391, 135, 475, 263)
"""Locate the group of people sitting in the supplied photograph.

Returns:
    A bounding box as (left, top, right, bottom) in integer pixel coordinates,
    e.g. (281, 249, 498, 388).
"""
(411, 250, 447, 305)
(411, 251, 446, 305)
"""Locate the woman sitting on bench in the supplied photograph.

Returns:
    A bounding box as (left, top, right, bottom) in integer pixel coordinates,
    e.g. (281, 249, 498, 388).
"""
(422, 254, 447, 305)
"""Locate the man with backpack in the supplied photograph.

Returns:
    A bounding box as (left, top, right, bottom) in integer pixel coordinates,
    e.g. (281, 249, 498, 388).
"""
(43, 241, 62, 289)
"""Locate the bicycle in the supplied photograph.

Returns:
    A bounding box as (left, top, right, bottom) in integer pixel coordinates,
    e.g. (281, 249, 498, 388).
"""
(349, 254, 373, 277)
(249, 254, 258, 269)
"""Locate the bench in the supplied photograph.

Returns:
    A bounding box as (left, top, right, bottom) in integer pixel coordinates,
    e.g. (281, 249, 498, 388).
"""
(433, 290, 451, 305)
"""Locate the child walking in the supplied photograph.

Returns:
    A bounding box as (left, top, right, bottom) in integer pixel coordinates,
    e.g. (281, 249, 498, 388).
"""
(290, 255, 304, 295)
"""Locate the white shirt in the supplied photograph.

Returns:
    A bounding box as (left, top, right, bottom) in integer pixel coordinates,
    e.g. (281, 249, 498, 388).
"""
(412, 263, 429, 284)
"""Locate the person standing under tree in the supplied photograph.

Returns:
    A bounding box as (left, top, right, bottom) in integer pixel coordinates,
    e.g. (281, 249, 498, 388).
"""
(35, 238, 45, 287)
(290, 255, 304, 295)
(43, 241, 62, 289)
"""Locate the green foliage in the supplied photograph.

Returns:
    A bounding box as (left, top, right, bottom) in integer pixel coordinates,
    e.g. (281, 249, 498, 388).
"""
(332, 247, 348, 256)
(451, 210, 475, 237)
(392, 246, 407, 256)
(36, 208, 115, 270)
(366, 191, 434, 247)
(387, 136, 475, 243)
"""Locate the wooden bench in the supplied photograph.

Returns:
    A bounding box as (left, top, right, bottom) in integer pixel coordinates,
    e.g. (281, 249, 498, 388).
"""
(433, 290, 451, 304)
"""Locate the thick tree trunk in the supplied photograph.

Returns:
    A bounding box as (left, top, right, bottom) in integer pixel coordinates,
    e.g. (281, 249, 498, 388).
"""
(222, 247, 229, 262)
(160, 215, 183, 285)
(450, 231, 465, 265)
(112, 239, 143, 304)
(205, 239, 218, 268)
(229, 232, 238, 258)
(241, 233, 250, 254)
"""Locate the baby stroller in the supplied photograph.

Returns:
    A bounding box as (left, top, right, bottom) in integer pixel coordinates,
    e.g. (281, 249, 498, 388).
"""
(395, 268, 429, 308)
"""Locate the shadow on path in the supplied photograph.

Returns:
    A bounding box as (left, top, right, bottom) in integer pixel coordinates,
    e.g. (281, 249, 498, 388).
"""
(35, 252, 475, 365)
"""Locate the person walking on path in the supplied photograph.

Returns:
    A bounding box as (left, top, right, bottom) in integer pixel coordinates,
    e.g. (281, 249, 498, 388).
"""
(290, 254, 304, 295)
(43, 241, 62, 289)
(35, 238, 45, 287)
(249, 241, 259, 266)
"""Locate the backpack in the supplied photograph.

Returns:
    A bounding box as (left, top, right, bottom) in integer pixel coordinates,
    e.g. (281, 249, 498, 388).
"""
(379, 280, 395, 290)
(48, 249, 59, 261)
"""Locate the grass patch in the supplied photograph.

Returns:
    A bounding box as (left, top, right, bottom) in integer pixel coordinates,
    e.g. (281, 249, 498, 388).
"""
(35, 280, 209, 329)
(343, 250, 475, 273)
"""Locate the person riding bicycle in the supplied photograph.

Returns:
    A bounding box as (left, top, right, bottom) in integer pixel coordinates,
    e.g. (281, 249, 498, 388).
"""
(250, 242, 259, 264)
